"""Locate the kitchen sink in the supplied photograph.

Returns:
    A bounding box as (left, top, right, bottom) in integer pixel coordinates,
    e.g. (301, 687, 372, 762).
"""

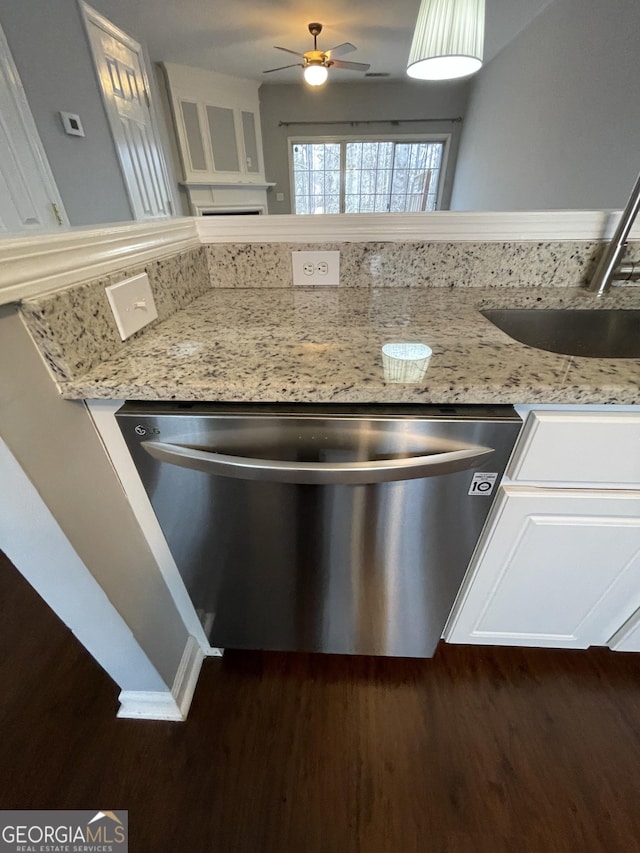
(480, 308, 640, 358)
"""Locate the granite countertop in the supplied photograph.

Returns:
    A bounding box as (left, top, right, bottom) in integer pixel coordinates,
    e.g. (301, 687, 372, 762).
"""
(61, 286, 640, 404)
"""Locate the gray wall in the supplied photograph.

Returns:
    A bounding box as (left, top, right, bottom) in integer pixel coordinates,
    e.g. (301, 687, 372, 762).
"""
(450, 0, 640, 211)
(0, 306, 190, 689)
(0, 0, 179, 226)
(0, 0, 131, 225)
(259, 80, 470, 214)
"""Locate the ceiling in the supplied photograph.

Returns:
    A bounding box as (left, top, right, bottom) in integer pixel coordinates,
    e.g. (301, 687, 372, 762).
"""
(138, 0, 555, 84)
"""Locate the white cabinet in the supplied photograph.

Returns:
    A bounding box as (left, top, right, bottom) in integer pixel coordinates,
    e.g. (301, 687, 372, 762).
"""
(506, 410, 640, 486)
(447, 486, 640, 648)
(163, 62, 267, 184)
(161, 63, 272, 214)
(447, 410, 640, 650)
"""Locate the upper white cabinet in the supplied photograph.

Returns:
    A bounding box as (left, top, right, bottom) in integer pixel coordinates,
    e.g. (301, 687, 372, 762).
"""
(162, 63, 267, 186)
(447, 410, 640, 651)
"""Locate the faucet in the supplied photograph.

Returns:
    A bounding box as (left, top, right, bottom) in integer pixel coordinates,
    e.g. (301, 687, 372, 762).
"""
(587, 170, 640, 296)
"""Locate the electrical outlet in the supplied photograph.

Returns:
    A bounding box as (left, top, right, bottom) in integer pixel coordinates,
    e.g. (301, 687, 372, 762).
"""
(292, 251, 340, 286)
(105, 272, 158, 340)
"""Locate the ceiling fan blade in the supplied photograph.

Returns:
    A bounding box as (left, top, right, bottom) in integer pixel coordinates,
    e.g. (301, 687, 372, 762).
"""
(263, 63, 303, 73)
(325, 42, 356, 59)
(274, 46, 305, 58)
(330, 59, 371, 72)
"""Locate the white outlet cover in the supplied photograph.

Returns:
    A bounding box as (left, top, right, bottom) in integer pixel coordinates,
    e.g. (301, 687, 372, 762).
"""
(292, 251, 340, 286)
(105, 272, 158, 340)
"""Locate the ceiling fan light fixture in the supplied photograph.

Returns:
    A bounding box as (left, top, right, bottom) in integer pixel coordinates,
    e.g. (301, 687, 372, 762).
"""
(407, 0, 485, 81)
(303, 63, 329, 86)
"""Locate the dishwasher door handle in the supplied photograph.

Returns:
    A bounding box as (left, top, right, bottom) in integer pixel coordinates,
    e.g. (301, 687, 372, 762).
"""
(141, 440, 494, 485)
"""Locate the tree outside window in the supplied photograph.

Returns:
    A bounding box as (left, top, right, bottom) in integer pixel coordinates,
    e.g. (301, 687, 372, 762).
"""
(291, 138, 447, 214)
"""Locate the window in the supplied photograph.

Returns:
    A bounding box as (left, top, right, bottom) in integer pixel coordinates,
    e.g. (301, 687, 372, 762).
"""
(290, 138, 447, 215)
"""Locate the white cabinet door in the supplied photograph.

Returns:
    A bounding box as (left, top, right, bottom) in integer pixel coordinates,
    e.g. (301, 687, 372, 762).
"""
(205, 104, 241, 174)
(447, 486, 640, 649)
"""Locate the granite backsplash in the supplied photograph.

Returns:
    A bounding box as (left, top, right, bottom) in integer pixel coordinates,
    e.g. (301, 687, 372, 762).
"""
(21, 246, 210, 385)
(204, 241, 606, 289)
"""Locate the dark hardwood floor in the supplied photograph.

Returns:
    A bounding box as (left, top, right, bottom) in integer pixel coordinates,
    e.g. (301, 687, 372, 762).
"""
(1, 548, 640, 852)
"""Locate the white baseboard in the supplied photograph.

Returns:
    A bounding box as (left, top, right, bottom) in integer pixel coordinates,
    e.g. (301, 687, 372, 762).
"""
(116, 689, 186, 721)
(117, 635, 205, 721)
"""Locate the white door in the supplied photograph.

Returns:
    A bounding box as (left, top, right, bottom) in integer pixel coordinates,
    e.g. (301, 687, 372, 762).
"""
(82, 4, 173, 220)
(446, 486, 640, 649)
(0, 22, 68, 233)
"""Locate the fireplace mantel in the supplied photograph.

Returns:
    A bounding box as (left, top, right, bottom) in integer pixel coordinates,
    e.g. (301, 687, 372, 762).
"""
(182, 182, 274, 215)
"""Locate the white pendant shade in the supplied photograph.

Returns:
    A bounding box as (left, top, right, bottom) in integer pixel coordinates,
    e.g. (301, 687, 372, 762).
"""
(303, 64, 329, 86)
(407, 0, 485, 81)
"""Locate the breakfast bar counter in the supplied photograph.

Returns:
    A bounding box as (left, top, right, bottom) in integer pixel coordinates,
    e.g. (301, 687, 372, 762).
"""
(54, 286, 640, 404)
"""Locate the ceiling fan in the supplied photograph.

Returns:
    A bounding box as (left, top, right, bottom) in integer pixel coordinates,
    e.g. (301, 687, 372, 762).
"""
(264, 23, 371, 86)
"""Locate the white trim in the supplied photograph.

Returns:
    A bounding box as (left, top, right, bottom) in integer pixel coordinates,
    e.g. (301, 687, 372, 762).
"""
(194, 204, 267, 216)
(86, 399, 210, 648)
(117, 690, 185, 721)
(117, 634, 205, 721)
(2, 207, 639, 306)
(170, 635, 205, 716)
(0, 218, 199, 304)
(608, 606, 640, 651)
(196, 209, 640, 244)
(182, 181, 276, 189)
(185, 182, 270, 217)
(80, 2, 141, 54)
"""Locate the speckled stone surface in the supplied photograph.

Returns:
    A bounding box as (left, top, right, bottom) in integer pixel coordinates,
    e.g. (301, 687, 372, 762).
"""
(59, 286, 640, 404)
(205, 241, 606, 289)
(21, 247, 210, 383)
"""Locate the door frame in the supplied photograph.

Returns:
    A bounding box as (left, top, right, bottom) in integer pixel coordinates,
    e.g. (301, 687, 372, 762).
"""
(0, 21, 69, 231)
(79, 1, 175, 220)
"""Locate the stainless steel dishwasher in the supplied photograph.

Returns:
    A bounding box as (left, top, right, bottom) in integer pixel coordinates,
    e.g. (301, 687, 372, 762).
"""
(116, 403, 521, 657)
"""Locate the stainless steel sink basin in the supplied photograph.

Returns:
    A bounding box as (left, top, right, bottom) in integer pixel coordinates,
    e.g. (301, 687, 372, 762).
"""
(480, 309, 640, 358)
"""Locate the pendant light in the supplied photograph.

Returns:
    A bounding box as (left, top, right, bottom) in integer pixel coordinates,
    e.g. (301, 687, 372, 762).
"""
(407, 0, 485, 81)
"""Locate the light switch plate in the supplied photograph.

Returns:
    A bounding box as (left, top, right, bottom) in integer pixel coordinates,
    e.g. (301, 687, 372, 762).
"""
(105, 273, 158, 340)
(292, 251, 340, 286)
